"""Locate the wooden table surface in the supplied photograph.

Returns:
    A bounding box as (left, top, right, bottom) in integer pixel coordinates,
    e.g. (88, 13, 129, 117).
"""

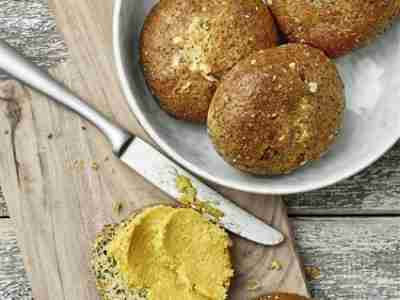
(0, 1, 399, 299)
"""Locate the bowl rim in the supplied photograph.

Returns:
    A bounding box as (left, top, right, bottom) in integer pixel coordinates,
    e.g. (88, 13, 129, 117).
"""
(112, 0, 399, 195)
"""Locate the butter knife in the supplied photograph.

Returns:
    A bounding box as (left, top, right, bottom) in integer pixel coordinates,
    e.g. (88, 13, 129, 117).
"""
(0, 40, 284, 246)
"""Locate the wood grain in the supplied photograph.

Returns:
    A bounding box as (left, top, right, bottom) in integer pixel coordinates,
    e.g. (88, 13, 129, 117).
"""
(0, 1, 308, 299)
(2, 217, 400, 300)
(0, 186, 7, 217)
(0, 0, 67, 75)
(293, 217, 400, 300)
(287, 141, 400, 215)
(0, 219, 31, 300)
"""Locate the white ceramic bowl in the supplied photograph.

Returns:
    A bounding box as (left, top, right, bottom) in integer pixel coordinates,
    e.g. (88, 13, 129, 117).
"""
(113, 0, 400, 195)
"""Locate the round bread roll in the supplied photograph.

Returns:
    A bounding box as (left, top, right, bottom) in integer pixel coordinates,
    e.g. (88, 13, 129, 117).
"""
(267, 0, 400, 58)
(207, 44, 345, 175)
(256, 293, 311, 300)
(140, 0, 278, 122)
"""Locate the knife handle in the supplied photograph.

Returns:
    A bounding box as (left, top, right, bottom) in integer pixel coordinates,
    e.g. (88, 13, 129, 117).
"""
(0, 40, 133, 155)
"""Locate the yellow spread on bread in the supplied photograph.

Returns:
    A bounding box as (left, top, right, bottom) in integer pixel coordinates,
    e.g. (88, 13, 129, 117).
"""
(107, 206, 233, 300)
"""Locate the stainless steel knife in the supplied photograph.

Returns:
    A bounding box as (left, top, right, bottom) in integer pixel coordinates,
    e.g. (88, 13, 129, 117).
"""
(0, 40, 284, 246)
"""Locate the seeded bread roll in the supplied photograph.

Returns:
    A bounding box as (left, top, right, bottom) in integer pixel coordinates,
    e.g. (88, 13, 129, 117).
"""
(267, 0, 400, 58)
(207, 44, 345, 175)
(140, 0, 278, 122)
(256, 293, 311, 300)
(90, 216, 147, 300)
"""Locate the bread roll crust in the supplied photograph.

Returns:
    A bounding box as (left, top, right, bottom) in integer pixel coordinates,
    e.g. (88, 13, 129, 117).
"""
(208, 44, 345, 175)
(141, 0, 278, 122)
(268, 0, 400, 58)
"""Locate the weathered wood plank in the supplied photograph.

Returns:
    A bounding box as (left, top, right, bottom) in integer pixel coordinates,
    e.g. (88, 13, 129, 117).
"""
(0, 186, 7, 217)
(293, 217, 400, 300)
(0, 0, 67, 75)
(0, 219, 31, 300)
(0, 0, 67, 216)
(287, 141, 400, 215)
(1, 1, 400, 215)
(2, 217, 400, 300)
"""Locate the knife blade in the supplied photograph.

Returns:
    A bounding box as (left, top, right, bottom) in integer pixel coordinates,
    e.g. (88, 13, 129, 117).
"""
(0, 39, 284, 246)
(121, 138, 284, 246)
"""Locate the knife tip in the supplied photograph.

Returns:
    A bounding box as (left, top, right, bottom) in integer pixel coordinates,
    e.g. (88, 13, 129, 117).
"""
(274, 233, 285, 245)
(264, 231, 285, 246)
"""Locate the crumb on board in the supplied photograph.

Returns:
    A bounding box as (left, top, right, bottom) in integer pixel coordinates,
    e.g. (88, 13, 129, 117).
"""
(246, 279, 261, 291)
(271, 259, 283, 271)
(304, 265, 321, 280)
(112, 200, 124, 217)
(91, 162, 100, 171)
(66, 160, 102, 171)
(67, 159, 85, 171)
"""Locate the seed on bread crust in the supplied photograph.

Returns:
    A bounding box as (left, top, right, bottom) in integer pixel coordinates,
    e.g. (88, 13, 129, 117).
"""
(140, 0, 278, 122)
(207, 44, 345, 175)
(267, 0, 400, 58)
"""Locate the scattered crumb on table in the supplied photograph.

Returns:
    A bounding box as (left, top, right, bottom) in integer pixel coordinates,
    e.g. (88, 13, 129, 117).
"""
(271, 259, 283, 271)
(304, 265, 321, 280)
(91, 162, 100, 171)
(246, 279, 261, 291)
(112, 200, 124, 217)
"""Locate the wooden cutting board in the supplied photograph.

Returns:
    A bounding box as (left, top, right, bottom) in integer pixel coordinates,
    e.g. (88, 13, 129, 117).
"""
(0, 0, 309, 299)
